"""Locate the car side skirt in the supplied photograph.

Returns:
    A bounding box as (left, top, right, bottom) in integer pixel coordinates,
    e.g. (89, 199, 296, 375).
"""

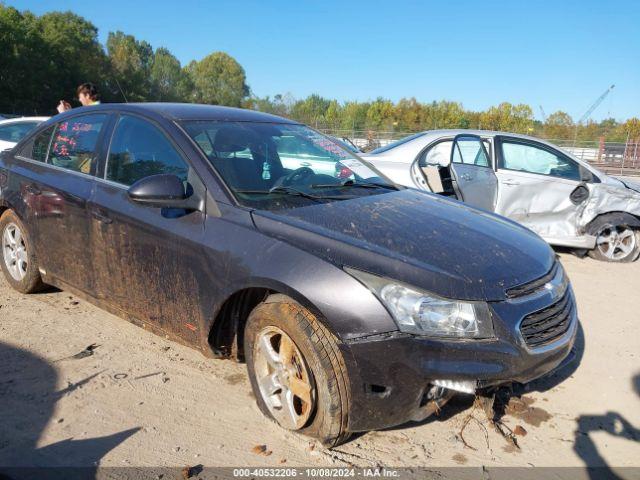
(540, 234, 596, 249)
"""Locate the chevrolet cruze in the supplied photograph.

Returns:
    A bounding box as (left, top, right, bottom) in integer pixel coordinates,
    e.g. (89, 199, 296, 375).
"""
(0, 104, 577, 446)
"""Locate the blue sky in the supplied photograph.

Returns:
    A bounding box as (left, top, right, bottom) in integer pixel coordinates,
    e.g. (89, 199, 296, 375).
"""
(9, 0, 640, 121)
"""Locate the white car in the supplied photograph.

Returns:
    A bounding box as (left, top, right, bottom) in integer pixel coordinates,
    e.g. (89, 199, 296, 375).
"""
(0, 117, 49, 151)
(363, 130, 640, 262)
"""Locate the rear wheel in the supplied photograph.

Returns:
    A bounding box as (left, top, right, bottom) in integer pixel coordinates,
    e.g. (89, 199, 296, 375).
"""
(244, 296, 351, 447)
(589, 224, 640, 263)
(0, 210, 45, 293)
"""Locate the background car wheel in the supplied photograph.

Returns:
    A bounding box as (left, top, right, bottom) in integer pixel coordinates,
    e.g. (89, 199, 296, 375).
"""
(244, 295, 351, 447)
(588, 224, 640, 263)
(0, 210, 45, 293)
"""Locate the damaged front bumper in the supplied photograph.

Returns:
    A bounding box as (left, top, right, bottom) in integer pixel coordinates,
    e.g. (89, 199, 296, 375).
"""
(340, 290, 578, 432)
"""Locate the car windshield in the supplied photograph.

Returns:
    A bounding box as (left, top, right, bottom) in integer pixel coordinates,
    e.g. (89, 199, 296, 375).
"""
(330, 136, 360, 153)
(181, 121, 396, 209)
(0, 121, 41, 143)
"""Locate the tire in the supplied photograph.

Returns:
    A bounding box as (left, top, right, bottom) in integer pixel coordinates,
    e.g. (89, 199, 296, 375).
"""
(588, 223, 640, 263)
(244, 295, 351, 447)
(0, 210, 46, 293)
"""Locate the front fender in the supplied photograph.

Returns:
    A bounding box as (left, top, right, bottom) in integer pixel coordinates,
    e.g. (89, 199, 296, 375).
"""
(198, 214, 398, 344)
(580, 184, 640, 232)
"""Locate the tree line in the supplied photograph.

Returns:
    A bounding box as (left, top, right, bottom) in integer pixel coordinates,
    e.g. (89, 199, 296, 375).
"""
(0, 6, 248, 114)
(247, 95, 640, 144)
(1, 5, 638, 144)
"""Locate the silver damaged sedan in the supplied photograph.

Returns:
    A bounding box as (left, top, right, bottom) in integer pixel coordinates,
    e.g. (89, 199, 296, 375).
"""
(363, 130, 640, 262)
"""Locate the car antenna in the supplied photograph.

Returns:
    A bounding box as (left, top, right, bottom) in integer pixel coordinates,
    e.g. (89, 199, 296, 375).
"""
(114, 77, 128, 103)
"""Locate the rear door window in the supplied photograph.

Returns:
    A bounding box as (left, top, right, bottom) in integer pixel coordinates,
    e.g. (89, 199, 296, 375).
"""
(422, 139, 492, 167)
(32, 127, 54, 162)
(18, 126, 54, 162)
(106, 114, 189, 186)
(49, 114, 108, 175)
(452, 137, 491, 167)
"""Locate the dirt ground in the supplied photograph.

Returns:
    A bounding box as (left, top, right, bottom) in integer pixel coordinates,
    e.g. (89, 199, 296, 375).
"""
(0, 253, 638, 472)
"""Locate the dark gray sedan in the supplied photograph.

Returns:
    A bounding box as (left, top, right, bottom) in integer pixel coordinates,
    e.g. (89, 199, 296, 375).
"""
(0, 104, 576, 445)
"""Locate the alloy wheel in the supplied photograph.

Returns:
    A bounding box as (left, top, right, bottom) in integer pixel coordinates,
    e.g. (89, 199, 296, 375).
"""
(2, 222, 28, 281)
(595, 224, 637, 261)
(253, 326, 315, 430)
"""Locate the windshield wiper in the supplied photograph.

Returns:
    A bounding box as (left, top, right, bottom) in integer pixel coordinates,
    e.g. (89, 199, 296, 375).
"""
(235, 186, 353, 201)
(311, 179, 398, 190)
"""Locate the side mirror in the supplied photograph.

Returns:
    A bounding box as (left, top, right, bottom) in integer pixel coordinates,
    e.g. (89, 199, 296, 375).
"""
(128, 174, 188, 208)
(580, 167, 594, 183)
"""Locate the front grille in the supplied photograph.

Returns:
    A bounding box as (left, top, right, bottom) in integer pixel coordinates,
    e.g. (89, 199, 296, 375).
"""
(506, 262, 559, 299)
(519, 291, 573, 348)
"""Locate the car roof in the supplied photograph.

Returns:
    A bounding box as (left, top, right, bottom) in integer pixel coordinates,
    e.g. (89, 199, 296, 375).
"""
(404, 129, 548, 143)
(368, 129, 568, 158)
(366, 128, 607, 178)
(0, 116, 49, 125)
(50, 103, 299, 124)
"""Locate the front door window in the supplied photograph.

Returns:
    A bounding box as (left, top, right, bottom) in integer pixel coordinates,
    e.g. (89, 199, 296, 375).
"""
(500, 141, 580, 181)
(106, 115, 190, 186)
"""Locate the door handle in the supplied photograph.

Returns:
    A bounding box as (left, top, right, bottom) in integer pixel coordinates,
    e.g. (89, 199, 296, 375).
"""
(503, 180, 520, 186)
(25, 184, 41, 196)
(91, 209, 113, 224)
(300, 162, 312, 167)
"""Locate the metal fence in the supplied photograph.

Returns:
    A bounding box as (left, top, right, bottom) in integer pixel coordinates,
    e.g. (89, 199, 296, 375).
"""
(320, 128, 640, 177)
(552, 139, 640, 177)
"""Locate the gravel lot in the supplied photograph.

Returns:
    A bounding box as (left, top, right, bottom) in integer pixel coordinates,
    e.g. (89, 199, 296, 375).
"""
(0, 253, 638, 474)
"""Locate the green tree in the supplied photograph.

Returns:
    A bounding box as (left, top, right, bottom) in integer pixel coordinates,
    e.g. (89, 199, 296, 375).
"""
(245, 93, 293, 118)
(479, 102, 534, 133)
(176, 61, 197, 103)
(616, 118, 640, 143)
(544, 111, 574, 139)
(0, 6, 109, 113)
(598, 118, 623, 142)
(424, 101, 469, 129)
(38, 11, 108, 92)
(189, 52, 248, 107)
(149, 47, 183, 101)
(0, 6, 47, 113)
(339, 101, 369, 131)
(365, 98, 394, 130)
(394, 97, 423, 131)
(324, 100, 341, 129)
(106, 31, 153, 102)
(290, 94, 331, 126)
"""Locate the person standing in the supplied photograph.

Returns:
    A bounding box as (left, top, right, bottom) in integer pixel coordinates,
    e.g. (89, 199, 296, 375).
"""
(56, 83, 101, 113)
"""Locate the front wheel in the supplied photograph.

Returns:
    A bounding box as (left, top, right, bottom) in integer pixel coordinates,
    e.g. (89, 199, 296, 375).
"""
(0, 210, 46, 293)
(588, 224, 640, 263)
(244, 296, 351, 447)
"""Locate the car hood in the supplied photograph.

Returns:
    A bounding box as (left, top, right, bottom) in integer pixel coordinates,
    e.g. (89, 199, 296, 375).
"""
(614, 176, 640, 194)
(251, 190, 555, 301)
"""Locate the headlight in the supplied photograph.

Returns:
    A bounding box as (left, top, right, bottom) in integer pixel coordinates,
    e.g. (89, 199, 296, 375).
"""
(346, 268, 494, 338)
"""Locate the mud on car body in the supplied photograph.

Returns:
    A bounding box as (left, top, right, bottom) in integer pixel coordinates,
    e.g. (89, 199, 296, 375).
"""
(0, 103, 577, 446)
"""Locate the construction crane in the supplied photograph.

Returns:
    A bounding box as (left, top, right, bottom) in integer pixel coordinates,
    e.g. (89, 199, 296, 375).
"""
(577, 84, 615, 124)
(539, 105, 547, 122)
(573, 84, 615, 145)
